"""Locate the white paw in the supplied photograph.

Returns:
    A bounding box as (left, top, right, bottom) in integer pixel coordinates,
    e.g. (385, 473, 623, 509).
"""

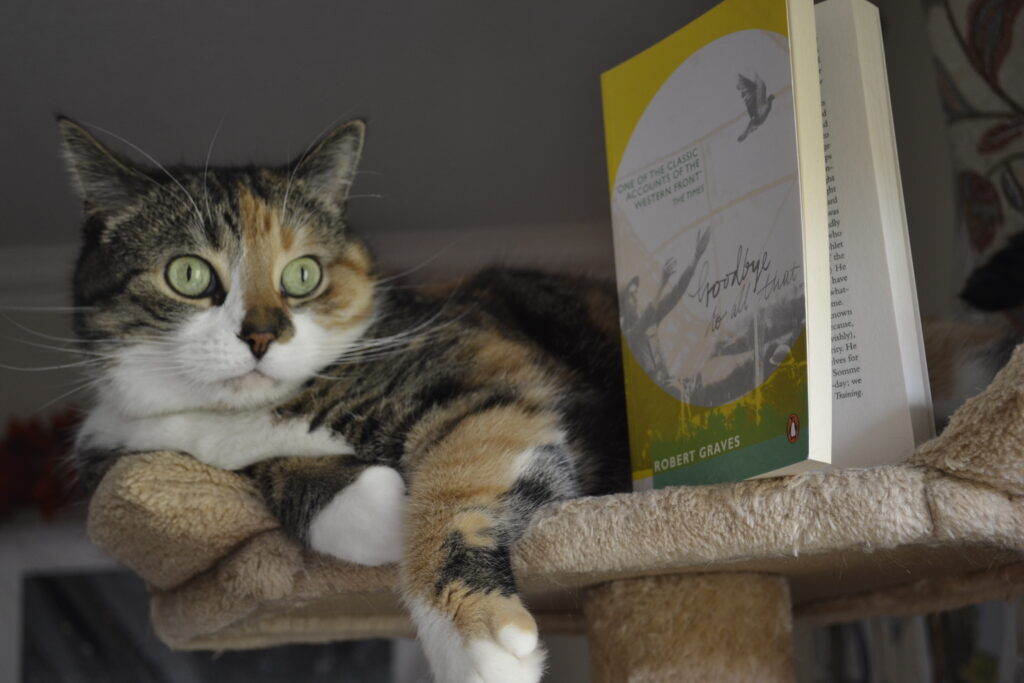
(410, 601, 545, 683)
(464, 637, 545, 683)
(309, 466, 406, 565)
(496, 624, 539, 658)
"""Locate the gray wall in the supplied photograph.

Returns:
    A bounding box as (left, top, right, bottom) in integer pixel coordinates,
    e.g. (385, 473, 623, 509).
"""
(0, 0, 956, 421)
(1, 0, 730, 248)
(1, 1, 952, 267)
(875, 0, 958, 316)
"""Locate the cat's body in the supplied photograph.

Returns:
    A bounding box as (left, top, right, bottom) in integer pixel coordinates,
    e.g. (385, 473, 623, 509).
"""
(62, 118, 628, 683)
(924, 316, 1019, 429)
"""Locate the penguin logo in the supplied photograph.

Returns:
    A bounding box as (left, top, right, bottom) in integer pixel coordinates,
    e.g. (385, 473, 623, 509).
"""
(786, 414, 800, 444)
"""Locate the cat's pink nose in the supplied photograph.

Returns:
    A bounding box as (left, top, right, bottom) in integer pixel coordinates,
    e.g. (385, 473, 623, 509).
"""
(239, 306, 293, 360)
(243, 332, 275, 360)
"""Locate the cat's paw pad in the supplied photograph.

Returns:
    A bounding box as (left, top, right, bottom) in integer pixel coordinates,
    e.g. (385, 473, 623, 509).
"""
(309, 465, 405, 565)
(412, 599, 545, 683)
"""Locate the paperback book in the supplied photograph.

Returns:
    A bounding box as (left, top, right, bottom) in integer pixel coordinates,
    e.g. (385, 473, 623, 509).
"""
(601, 0, 933, 490)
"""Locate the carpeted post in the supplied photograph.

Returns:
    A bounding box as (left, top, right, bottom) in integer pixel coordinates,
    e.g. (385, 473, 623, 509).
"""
(583, 573, 794, 682)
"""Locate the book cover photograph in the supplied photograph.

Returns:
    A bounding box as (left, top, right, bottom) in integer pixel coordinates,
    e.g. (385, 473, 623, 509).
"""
(603, 0, 811, 489)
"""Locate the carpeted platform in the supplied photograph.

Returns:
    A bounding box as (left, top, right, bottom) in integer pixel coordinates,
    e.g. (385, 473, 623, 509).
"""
(85, 345, 1024, 679)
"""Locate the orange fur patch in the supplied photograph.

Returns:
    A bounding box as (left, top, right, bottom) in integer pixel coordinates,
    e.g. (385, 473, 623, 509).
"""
(341, 241, 372, 276)
(403, 405, 560, 598)
(466, 332, 556, 398)
(237, 186, 291, 313)
(923, 318, 1008, 398)
(583, 286, 620, 339)
(236, 187, 376, 333)
(451, 510, 497, 548)
(432, 582, 536, 639)
(309, 255, 375, 329)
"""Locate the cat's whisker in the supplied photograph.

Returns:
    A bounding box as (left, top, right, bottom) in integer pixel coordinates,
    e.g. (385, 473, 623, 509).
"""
(99, 338, 181, 347)
(375, 239, 467, 286)
(325, 346, 417, 364)
(3, 337, 124, 359)
(282, 111, 358, 225)
(352, 332, 449, 356)
(46, 332, 184, 348)
(0, 314, 173, 349)
(373, 282, 440, 291)
(336, 335, 436, 358)
(344, 331, 426, 349)
(343, 305, 470, 352)
(317, 349, 419, 370)
(326, 332, 453, 364)
(203, 118, 224, 229)
(312, 308, 473, 372)
(0, 305, 95, 312)
(3, 337, 183, 368)
(328, 330, 459, 364)
(0, 358, 107, 372)
(33, 376, 110, 415)
(11, 336, 179, 358)
(1, 314, 82, 345)
(79, 121, 206, 228)
(52, 370, 111, 389)
(332, 331, 434, 357)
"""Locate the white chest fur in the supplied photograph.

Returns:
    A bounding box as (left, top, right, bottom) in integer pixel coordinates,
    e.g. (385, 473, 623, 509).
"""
(77, 401, 355, 470)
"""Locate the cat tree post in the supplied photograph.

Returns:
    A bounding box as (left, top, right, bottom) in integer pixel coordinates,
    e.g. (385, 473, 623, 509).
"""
(583, 573, 795, 682)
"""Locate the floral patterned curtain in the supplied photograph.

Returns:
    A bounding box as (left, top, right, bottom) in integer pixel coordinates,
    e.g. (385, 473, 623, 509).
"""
(924, 0, 1024, 288)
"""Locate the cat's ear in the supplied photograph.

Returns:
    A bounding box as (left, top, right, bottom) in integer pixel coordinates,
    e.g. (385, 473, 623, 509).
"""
(57, 117, 151, 214)
(290, 119, 366, 208)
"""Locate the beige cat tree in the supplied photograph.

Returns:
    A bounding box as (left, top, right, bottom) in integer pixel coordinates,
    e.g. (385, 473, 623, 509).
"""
(88, 347, 1024, 681)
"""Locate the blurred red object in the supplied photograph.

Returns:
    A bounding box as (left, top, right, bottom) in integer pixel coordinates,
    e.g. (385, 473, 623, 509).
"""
(0, 409, 83, 520)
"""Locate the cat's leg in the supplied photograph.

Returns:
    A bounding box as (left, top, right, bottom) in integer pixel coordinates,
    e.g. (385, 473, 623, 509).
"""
(247, 456, 406, 566)
(403, 410, 578, 683)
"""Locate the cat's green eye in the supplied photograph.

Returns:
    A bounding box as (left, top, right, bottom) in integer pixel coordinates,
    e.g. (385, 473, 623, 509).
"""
(281, 256, 322, 297)
(165, 256, 215, 298)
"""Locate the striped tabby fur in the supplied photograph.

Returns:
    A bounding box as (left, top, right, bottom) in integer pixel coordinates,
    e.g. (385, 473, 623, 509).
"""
(61, 117, 628, 683)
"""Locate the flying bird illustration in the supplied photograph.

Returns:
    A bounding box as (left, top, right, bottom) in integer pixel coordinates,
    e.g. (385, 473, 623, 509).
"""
(737, 73, 774, 142)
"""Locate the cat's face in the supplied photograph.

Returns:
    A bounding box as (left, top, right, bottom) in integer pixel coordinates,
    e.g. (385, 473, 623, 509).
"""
(60, 118, 376, 415)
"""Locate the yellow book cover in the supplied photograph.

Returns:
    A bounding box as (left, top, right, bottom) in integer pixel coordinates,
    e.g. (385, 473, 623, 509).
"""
(602, 0, 816, 489)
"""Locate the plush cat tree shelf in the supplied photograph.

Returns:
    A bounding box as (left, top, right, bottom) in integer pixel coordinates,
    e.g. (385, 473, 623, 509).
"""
(87, 347, 1024, 681)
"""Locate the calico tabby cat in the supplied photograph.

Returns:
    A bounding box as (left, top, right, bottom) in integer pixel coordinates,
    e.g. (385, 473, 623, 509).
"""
(923, 231, 1024, 430)
(61, 117, 629, 683)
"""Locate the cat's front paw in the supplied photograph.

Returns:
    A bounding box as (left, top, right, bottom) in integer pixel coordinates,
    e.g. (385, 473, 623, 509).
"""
(410, 597, 546, 683)
(309, 466, 406, 565)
